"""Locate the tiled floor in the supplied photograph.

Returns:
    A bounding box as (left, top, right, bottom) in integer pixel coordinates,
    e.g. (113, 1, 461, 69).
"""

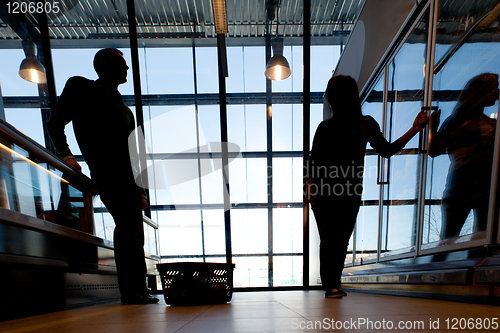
(0, 291, 498, 332)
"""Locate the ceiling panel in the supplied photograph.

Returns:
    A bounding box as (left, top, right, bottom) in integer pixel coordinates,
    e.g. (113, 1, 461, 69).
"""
(0, 0, 364, 43)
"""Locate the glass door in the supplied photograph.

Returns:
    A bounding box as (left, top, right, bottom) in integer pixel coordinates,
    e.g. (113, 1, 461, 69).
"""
(380, 9, 430, 259)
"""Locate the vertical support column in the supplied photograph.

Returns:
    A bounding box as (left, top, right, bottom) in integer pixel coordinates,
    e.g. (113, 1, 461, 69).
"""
(81, 190, 96, 235)
(126, 0, 151, 218)
(302, 0, 311, 289)
(265, 34, 274, 287)
(37, 8, 57, 154)
(217, 34, 232, 265)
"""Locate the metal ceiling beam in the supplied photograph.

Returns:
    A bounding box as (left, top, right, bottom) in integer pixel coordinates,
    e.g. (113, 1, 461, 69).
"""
(0, 2, 42, 44)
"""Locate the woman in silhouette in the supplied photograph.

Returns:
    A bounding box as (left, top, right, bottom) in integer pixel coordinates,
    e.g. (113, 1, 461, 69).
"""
(306, 75, 427, 298)
(429, 73, 498, 240)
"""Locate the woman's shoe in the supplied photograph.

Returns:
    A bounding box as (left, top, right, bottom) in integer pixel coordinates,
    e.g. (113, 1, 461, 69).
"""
(325, 288, 345, 298)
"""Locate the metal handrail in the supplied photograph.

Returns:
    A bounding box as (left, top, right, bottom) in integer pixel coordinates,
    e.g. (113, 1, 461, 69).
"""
(0, 117, 97, 194)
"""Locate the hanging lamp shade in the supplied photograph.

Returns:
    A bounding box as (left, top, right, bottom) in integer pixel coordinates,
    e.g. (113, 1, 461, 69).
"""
(265, 37, 291, 81)
(265, 55, 291, 81)
(19, 40, 47, 84)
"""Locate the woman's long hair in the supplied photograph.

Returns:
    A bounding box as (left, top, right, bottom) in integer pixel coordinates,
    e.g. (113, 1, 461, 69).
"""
(325, 75, 362, 122)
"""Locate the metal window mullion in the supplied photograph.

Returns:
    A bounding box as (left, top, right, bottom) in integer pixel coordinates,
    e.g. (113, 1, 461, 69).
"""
(377, 65, 389, 263)
(416, 0, 439, 257)
(266, 33, 274, 288)
(302, 0, 311, 289)
(192, 39, 206, 262)
(36, 9, 56, 150)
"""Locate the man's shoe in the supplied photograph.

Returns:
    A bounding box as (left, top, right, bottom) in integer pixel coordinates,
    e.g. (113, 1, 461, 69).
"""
(325, 288, 345, 299)
(121, 293, 160, 304)
(338, 287, 347, 297)
(141, 292, 160, 303)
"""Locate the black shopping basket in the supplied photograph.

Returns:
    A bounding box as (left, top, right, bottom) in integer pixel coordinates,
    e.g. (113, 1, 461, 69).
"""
(156, 262, 235, 305)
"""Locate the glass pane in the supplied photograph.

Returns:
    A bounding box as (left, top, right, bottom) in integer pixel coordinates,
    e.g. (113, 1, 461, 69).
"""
(195, 46, 218, 94)
(231, 208, 268, 255)
(93, 211, 106, 240)
(273, 158, 292, 203)
(273, 104, 294, 151)
(155, 159, 201, 205)
(4, 109, 45, 146)
(424, 0, 500, 248)
(229, 158, 267, 204)
(355, 156, 379, 263)
(310, 104, 323, 149)
(227, 105, 266, 152)
(291, 46, 304, 93)
(364, 73, 385, 149)
(233, 256, 268, 287)
(199, 105, 222, 144)
(0, 138, 85, 230)
(310, 45, 341, 92)
(202, 209, 225, 256)
(273, 208, 303, 254)
(148, 105, 197, 154)
(381, 10, 429, 256)
(356, 206, 379, 261)
(345, 232, 354, 266)
(356, 73, 385, 263)
(143, 48, 194, 94)
(198, 106, 224, 205)
(226, 46, 245, 93)
(158, 210, 203, 256)
(144, 223, 157, 255)
(227, 46, 266, 93)
(243, 46, 266, 93)
(94, 196, 115, 241)
(273, 256, 303, 286)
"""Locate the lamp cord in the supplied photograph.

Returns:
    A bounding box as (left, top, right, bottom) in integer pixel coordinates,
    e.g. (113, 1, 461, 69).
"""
(276, 1, 280, 37)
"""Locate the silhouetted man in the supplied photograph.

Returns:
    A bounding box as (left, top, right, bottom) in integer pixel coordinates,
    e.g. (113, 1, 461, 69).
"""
(47, 48, 158, 304)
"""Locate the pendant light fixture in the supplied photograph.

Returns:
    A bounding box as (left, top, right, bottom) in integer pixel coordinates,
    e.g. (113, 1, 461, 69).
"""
(19, 40, 47, 84)
(265, 1, 291, 81)
(265, 37, 291, 80)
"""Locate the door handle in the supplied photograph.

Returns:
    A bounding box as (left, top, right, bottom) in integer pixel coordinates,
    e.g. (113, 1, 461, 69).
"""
(377, 155, 389, 185)
(419, 106, 438, 154)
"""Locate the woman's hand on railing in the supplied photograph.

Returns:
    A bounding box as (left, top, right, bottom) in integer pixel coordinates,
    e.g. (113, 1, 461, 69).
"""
(65, 157, 82, 172)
